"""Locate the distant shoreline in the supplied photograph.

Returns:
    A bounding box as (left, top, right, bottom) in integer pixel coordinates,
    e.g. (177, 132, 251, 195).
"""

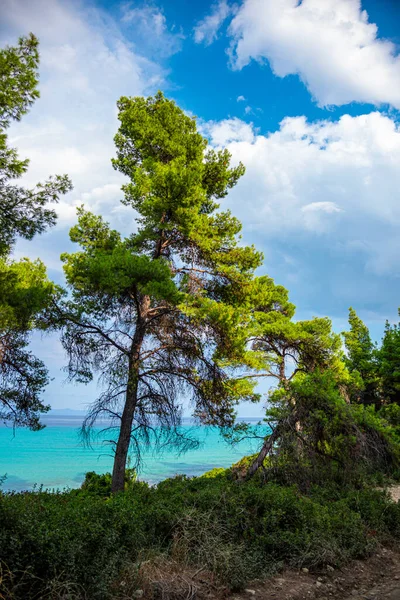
(45, 411, 264, 424)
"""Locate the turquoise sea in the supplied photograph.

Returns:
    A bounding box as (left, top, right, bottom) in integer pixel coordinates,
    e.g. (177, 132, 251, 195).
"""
(0, 416, 263, 492)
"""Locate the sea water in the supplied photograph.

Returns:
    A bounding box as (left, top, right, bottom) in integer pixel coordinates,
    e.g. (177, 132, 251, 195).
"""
(0, 416, 264, 492)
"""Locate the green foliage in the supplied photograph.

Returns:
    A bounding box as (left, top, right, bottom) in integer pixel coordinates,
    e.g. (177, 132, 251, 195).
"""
(1, 469, 399, 599)
(380, 403, 400, 426)
(0, 34, 71, 429)
(341, 308, 400, 411)
(252, 312, 345, 382)
(62, 211, 181, 307)
(342, 308, 380, 407)
(0, 32, 39, 128)
(378, 318, 400, 405)
(0, 34, 72, 256)
(0, 258, 55, 331)
(0, 258, 62, 429)
(0, 335, 50, 430)
(81, 468, 137, 496)
(241, 300, 400, 483)
(0, 486, 147, 599)
(262, 368, 400, 487)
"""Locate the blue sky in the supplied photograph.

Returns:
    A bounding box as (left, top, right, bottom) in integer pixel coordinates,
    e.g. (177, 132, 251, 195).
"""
(1, 0, 400, 414)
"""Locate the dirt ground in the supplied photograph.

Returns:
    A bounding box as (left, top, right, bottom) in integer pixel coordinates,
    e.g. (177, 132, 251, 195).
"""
(390, 486, 400, 503)
(231, 546, 400, 600)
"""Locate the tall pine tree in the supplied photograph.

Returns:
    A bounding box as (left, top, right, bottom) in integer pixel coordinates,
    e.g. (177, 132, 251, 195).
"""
(55, 92, 287, 491)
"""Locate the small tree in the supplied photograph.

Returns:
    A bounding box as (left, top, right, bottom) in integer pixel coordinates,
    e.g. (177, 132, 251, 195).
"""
(55, 92, 269, 492)
(238, 304, 358, 478)
(0, 259, 58, 429)
(0, 34, 72, 428)
(241, 305, 399, 482)
(342, 307, 380, 408)
(378, 317, 400, 406)
(249, 368, 398, 485)
(0, 33, 71, 256)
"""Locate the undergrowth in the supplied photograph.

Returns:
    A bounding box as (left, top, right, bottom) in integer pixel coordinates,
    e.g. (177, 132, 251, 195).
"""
(0, 467, 399, 599)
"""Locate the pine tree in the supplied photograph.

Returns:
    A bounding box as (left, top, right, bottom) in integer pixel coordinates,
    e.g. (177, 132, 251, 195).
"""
(54, 92, 285, 492)
(0, 33, 71, 256)
(243, 308, 352, 477)
(0, 259, 57, 429)
(378, 317, 400, 406)
(0, 34, 72, 428)
(342, 308, 380, 408)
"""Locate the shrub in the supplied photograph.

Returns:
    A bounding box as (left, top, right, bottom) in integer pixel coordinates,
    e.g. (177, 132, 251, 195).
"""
(80, 467, 137, 496)
(0, 467, 399, 598)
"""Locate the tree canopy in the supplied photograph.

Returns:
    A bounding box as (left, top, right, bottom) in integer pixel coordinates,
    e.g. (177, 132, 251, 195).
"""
(342, 307, 380, 408)
(0, 33, 72, 257)
(378, 317, 400, 406)
(0, 34, 72, 429)
(53, 92, 295, 491)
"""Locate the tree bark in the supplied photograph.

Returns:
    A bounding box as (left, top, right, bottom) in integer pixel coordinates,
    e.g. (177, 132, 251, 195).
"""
(246, 413, 297, 479)
(111, 367, 139, 492)
(111, 224, 165, 493)
(246, 423, 283, 479)
(111, 300, 149, 493)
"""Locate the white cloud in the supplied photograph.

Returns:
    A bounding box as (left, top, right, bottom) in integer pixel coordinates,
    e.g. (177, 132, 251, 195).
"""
(202, 117, 256, 145)
(206, 111, 400, 274)
(237, 95, 246, 102)
(121, 4, 184, 57)
(1, 0, 166, 247)
(301, 201, 343, 232)
(227, 0, 400, 108)
(301, 202, 343, 214)
(194, 0, 232, 46)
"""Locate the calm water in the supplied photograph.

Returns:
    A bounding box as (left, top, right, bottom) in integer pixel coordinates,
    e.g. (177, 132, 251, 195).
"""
(0, 416, 263, 492)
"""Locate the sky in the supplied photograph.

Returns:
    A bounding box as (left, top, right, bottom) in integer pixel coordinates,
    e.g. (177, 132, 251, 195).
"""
(1, 0, 400, 415)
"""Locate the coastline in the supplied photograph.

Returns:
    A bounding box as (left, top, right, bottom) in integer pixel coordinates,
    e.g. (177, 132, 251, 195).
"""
(2, 417, 265, 492)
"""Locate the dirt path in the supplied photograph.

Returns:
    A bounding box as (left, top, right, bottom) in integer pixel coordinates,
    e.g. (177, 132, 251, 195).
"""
(231, 546, 400, 600)
(389, 485, 400, 503)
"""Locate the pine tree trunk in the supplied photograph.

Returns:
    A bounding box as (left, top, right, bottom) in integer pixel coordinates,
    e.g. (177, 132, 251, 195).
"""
(111, 307, 148, 493)
(246, 413, 297, 479)
(111, 372, 138, 492)
(111, 228, 162, 493)
(246, 422, 283, 478)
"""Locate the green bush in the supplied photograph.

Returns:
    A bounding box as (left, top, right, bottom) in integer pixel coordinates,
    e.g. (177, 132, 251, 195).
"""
(0, 468, 399, 598)
(0, 488, 147, 598)
(80, 467, 137, 496)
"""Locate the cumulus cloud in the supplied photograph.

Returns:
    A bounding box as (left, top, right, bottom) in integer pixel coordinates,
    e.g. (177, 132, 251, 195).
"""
(121, 4, 184, 58)
(0, 0, 168, 249)
(194, 0, 232, 46)
(202, 116, 256, 144)
(227, 0, 400, 108)
(205, 112, 400, 288)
